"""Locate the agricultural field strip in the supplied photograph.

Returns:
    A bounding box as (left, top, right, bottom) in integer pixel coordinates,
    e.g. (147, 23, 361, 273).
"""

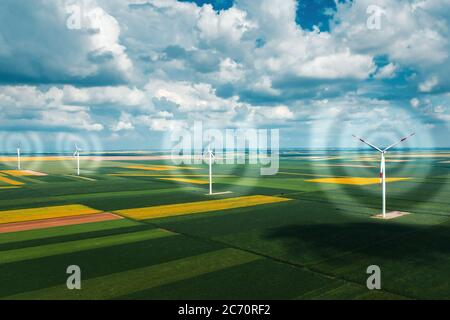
(357, 154, 450, 158)
(293, 283, 349, 299)
(0, 213, 122, 234)
(305, 177, 411, 185)
(109, 173, 236, 177)
(0, 228, 173, 264)
(6, 248, 260, 300)
(64, 175, 96, 182)
(57, 186, 200, 201)
(406, 178, 450, 185)
(0, 204, 102, 225)
(279, 171, 426, 182)
(0, 170, 47, 177)
(0, 157, 71, 162)
(0, 220, 143, 248)
(278, 171, 345, 178)
(115, 195, 293, 220)
(292, 185, 450, 207)
(0, 176, 24, 186)
(157, 178, 208, 184)
(313, 164, 377, 168)
(294, 283, 406, 300)
(147, 219, 409, 299)
(293, 283, 366, 300)
(304, 187, 450, 205)
(0, 187, 199, 208)
(313, 193, 450, 207)
(286, 192, 450, 218)
(11, 176, 47, 184)
(123, 165, 200, 171)
(390, 177, 450, 183)
(213, 177, 342, 192)
(292, 183, 450, 204)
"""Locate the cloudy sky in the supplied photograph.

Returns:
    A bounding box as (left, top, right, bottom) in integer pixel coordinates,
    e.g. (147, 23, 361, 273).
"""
(0, 0, 449, 151)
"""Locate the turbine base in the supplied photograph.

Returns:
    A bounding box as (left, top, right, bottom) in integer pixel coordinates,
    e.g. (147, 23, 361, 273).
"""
(205, 191, 233, 196)
(372, 211, 411, 220)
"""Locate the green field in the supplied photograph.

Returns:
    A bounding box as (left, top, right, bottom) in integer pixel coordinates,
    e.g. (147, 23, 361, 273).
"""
(0, 151, 449, 300)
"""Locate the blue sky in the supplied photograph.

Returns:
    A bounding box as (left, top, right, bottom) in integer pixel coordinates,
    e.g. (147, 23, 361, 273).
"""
(0, 0, 449, 151)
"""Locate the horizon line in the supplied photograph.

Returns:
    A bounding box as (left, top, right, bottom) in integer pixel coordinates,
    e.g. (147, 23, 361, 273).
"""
(1, 147, 450, 154)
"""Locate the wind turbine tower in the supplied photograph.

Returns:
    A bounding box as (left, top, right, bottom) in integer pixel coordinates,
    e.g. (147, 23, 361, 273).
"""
(205, 144, 215, 195)
(17, 146, 21, 171)
(73, 144, 81, 176)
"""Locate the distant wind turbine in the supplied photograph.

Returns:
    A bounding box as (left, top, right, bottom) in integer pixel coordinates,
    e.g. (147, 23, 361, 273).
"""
(73, 144, 81, 176)
(17, 145, 21, 171)
(352, 133, 415, 219)
(204, 144, 216, 195)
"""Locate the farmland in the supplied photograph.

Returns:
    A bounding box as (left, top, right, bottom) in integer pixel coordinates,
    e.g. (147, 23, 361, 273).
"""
(0, 150, 449, 299)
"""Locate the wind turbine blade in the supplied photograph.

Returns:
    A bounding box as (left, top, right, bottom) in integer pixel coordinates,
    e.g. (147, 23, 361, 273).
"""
(383, 132, 415, 152)
(352, 135, 382, 152)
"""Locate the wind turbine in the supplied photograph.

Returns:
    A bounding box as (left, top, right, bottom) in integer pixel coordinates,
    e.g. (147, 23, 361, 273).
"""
(352, 133, 415, 219)
(204, 143, 216, 195)
(17, 145, 21, 171)
(73, 144, 81, 176)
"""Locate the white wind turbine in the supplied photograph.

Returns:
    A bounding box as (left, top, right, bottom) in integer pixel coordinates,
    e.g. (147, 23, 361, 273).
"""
(204, 143, 216, 195)
(73, 144, 81, 176)
(17, 145, 21, 171)
(352, 133, 415, 219)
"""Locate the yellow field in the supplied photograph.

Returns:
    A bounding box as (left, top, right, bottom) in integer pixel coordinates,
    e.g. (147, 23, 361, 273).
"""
(109, 173, 235, 177)
(124, 165, 200, 171)
(350, 158, 412, 163)
(278, 171, 338, 178)
(158, 178, 209, 184)
(0, 175, 24, 186)
(116, 195, 292, 220)
(314, 164, 376, 168)
(306, 177, 411, 185)
(0, 204, 102, 224)
(0, 156, 70, 162)
(1, 170, 47, 176)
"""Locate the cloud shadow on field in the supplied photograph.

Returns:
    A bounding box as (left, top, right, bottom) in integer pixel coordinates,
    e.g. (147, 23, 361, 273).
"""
(264, 221, 450, 263)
